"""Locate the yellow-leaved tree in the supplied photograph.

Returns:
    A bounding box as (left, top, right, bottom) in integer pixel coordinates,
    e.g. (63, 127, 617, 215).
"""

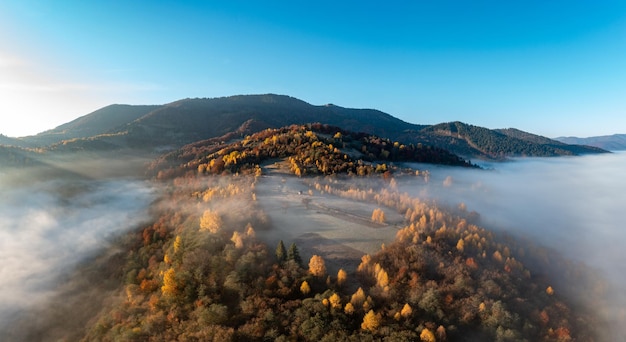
(400, 303, 413, 318)
(329, 293, 342, 309)
(337, 268, 348, 287)
(199, 209, 222, 233)
(161, 268, 178, 297)
(420, 328, 436, 342)
(308, 255, 326, 277)
(344, 302, 355, 315)
(371, 208, 386, 224)
(300, 281, 310, 295)
(361, 310, 382, 333)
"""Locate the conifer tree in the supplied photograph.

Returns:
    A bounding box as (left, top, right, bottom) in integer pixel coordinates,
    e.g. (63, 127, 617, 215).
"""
(287, 242, 302, 265)
(275, 240, 286, 263)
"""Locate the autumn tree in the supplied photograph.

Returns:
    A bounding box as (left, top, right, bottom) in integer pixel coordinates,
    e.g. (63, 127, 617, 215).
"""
(161, 268, 178, 297)
(371, 208, 386, 224)
(350, 287, 366, 307)
(420, 328, 436, 342)
(400, 303, 413, 318)
(329, 293, 342, 309)
(344, 303, 355, 315)
(337, 268, 347, 287)
(231, 231, 243, 249)
(361, 310, 382, 333)
(300, 281, 311, 295)
(199, 209, 222, 233)
(309, 255, 326, 277)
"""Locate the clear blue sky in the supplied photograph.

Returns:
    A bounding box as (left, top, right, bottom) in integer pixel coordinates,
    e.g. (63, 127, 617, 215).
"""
(1, 0, 625, 138)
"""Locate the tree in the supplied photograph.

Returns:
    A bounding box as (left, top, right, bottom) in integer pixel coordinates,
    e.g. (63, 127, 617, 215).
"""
(300, 281, 311, 295)
(371, 208, 386, 224)
(420, 328, 436, 342)
(361, 310, 382, 333)
(308, 255, 326, 277)
(329, 293, 341, 309)
(337, 268, 347, 287)
(173, 235, 182, 254)
(350, 287, 366, 307)
(231, 231, 243, 249)
(275, 240, 286, 262)
(344, 303, 355, 315)
(400, 303, 413, 318)
(200, 209, 222, 233)
(161, 268, 178, 297)
(287, 243, 302, 265)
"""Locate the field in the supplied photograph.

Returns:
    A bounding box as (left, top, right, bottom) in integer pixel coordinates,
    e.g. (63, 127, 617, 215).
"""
(254, 174, 404, 273)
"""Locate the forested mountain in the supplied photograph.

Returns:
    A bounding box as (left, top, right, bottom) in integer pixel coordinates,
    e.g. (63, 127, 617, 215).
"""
(418, 122, 605, 158)
(16, 94, 605, 159)
(555, 134, 626, 151)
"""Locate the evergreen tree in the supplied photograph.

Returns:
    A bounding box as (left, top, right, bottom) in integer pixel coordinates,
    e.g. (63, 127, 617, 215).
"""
(287, 243, 302, 265)
(275, 240, 286, 263)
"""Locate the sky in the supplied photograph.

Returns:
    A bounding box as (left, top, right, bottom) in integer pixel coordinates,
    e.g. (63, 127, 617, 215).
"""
(1, 1, 625, 138)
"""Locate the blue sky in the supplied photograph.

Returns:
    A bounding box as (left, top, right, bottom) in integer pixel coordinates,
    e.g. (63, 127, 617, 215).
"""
(1, 0, 625, 138)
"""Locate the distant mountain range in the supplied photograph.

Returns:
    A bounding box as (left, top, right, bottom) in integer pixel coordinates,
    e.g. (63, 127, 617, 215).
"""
(555, 134, 626, 151)
(0, 94, 607, 164)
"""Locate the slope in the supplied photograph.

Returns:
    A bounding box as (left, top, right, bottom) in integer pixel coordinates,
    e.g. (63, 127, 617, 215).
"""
(420, 122, 606, 159)
(555, 134, 626, 151)
(22, 104, 161, 146)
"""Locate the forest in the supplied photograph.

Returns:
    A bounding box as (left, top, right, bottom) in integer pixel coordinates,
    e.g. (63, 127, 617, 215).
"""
(2, 124, 606, 341)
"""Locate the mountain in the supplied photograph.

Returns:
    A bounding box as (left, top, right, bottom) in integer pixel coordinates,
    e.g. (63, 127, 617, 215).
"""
(19, 94, 606, 159)
(22, 104, 161, 146)
(413, 122, 605, 159)
(555, 134, 626, 151)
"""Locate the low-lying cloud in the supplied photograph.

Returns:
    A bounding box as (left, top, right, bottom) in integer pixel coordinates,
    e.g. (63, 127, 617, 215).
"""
(0, 176, 155, 326)
(405, 152, 626, 338)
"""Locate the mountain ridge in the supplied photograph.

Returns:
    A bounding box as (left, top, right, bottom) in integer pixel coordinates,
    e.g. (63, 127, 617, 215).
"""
(11, 94, 607, 159)
(555, 134, 626, 151)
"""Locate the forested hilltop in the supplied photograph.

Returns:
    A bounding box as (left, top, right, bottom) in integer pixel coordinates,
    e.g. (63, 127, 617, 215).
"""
(5, 124, 606, 341)
(150, 123, 475, 179)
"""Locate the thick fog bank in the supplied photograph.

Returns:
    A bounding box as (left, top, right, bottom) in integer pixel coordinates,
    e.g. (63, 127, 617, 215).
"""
(406, 152, 626, 336)
(0, 176, 156, 326)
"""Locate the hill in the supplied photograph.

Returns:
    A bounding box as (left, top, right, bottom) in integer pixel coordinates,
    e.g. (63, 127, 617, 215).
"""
(555, 134, 626, 151)
(150, 123, 474, 179)
(416, 122, 605, 159)
(0, 134, 33, 148)
(17, 94, 606, 160)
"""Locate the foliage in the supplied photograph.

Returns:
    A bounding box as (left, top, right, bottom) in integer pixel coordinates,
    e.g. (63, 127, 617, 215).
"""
(72, 156, 600, 341)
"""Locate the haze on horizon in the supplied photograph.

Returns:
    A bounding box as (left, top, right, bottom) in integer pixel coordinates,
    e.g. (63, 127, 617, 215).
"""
(1, 1, 625, 138)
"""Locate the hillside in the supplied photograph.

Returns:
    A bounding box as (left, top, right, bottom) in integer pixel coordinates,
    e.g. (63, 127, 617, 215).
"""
(0, 134, 33, 148)
(555, 134, 626, 151)
(150, 123, 474, 179)
(418, 122, 605, 159)
(23, 104, 161, 146)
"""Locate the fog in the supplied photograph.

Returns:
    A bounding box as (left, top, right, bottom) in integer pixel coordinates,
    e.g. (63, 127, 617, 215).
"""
(0, 172, 155, 329)
(404, 152, 626, 336)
